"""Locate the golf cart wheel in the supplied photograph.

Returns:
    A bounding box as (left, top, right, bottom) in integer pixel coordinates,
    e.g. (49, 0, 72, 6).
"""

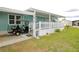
(16, 32, 20, 36)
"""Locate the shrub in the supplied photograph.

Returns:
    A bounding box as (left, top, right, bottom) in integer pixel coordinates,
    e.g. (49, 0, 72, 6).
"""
(65, 25, 70, 29)
(65, 25, 70, 27)
(55, 29, 60, 32)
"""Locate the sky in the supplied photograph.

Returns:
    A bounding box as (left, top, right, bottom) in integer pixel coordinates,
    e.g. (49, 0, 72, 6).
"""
(0, 0, 79, 20)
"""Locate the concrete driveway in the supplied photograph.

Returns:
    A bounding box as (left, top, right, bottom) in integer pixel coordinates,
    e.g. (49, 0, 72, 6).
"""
(0, 34, 32, 47)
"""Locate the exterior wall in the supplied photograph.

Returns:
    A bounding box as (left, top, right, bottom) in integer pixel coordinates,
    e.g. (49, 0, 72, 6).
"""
(0, 12, 8, 35)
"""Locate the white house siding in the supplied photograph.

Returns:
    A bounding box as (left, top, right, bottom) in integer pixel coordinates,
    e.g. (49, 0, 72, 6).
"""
(38, 28, 55, 36)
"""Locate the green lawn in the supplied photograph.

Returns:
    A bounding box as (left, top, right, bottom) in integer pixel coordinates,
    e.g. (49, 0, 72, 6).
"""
(0, 27, 79, 52)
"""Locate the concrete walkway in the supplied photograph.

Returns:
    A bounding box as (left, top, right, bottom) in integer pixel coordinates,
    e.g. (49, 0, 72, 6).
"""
(0, 35, 32, 47)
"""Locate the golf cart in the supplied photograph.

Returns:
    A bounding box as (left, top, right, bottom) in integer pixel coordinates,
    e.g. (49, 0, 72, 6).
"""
(8, 25, 29, 36)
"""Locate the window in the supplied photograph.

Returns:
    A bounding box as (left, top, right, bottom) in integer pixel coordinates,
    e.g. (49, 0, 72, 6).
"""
(9, 15, 15, 24)
(9, 15, 21, 24)
(16, 16, 21, 24)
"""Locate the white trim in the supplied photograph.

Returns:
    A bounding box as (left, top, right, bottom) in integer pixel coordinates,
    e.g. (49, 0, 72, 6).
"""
(16, 15, 22, 25)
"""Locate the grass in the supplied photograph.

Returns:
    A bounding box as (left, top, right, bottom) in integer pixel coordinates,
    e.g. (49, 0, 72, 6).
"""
(0, 27, 79, 52)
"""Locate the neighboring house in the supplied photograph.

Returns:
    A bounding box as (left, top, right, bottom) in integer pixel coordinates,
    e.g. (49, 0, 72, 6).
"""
(0, 7, 64, 37)
(61, 20, 72, 26)
(72, 20, 79, 26)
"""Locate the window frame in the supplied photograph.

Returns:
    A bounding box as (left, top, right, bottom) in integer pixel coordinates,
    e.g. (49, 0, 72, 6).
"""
(8, 14, 22, 25)
(8, 14, 15, 25)
(16, 15, 21, 24)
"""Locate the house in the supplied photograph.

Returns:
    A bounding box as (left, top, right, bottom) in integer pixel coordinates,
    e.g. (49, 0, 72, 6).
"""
(72, 20, 79, 26)
(0, 7, 65, 37)
(61, 20, 72, 26)
(65, 17, 79, 26)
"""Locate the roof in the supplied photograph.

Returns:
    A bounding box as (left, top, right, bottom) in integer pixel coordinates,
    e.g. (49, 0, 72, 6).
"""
(0, 7, 65, 17)
(27, 8, 65, 17)
(0, 7, 33, 15)
(66, 17, 79, 21)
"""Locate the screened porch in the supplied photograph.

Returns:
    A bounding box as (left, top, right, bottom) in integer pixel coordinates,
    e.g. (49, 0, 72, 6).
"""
(29, 21, 64, 36)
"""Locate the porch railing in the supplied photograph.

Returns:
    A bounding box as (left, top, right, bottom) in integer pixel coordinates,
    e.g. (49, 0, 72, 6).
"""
(29, 21, 64, 31)
(52, 22, 64, 29)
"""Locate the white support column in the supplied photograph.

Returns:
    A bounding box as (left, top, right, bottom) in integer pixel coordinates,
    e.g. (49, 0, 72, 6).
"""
(33, 10, 36, 37)
(39, 21, 41, 30)
(49, 14, 52, 28)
